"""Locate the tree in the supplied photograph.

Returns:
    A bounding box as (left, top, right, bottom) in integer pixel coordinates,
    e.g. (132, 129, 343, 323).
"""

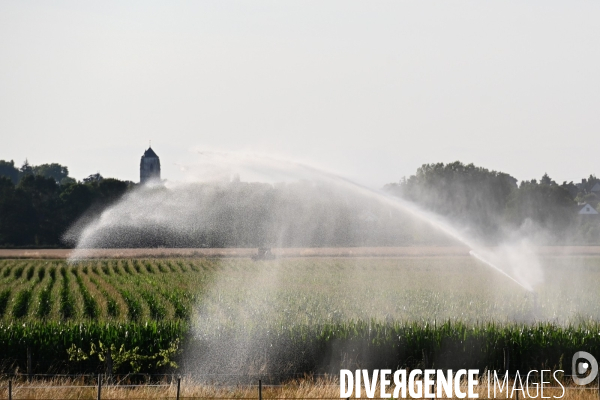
(0, 176, 37, 245)
(59, 183, 95, 223)
(561, 181, 579, 199)
(0, 160, 19, 184)
(384, 161, 518, 243)
(17, 175, 61, 245)
(33, 163, 70, 184)
(505, 179, 576, 238)
(96, 178, 128, 205)
(19, 159, 34, 178)
(540, 173, 556, 186)
(83, 173, 103, 183)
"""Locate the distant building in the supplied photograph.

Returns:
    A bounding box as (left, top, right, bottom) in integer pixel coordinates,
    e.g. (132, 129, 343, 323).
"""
(591, 183, 600, 195)
(578, 203, 598, 215)
(140, 147, 161, 184)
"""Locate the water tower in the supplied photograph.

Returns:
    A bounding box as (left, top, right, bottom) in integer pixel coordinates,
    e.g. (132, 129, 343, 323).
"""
(140, 146, 161, 183)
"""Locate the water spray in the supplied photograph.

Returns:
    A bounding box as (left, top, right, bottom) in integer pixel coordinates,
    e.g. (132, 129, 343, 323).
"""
(68, 150, 542, 295)
(468, 250, 533, 292)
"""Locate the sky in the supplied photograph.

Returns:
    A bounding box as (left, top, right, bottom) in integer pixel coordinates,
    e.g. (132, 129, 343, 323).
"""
(1, 1, 599, 188)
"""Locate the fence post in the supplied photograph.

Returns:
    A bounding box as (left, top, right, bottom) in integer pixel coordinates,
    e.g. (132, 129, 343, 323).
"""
(176, 377, 181, 400)
(106, 347, 113, 385)
(259, 379, 262, 400)
(8, 380, 11, 400)
(97, 374, 102, 400)
(27, 345, 32, 381)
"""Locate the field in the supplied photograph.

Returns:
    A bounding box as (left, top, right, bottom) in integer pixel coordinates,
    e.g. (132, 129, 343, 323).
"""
(1, 255, 600, 377)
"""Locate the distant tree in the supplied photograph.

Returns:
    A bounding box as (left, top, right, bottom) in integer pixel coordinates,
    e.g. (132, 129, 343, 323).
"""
(17, 175, 61, 245)
(83, 173, 103, 183)
(19, 159, 34, 178)
(0, 159, 134, 247)
(96, 178, 128, 205)
(0, 160, 19, 184)
(0, 176, 37, 245)
(540, 173, 556, 186)
(505, 179, 576, 238)
(33, 163, 70, 184)
(384, 161, 518, 242)
(60, 177, 77, 186)
(59, 183, 95, 226)
(561, 181, 579, 199)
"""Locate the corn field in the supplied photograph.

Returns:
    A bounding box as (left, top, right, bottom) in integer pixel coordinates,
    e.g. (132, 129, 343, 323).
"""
(0, 256, 599, 376)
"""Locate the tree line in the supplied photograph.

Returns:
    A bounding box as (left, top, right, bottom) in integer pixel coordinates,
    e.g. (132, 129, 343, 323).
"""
(1, 158, 599, 247)
(0, 160, 131, 247)
(383, 161, 600, 244)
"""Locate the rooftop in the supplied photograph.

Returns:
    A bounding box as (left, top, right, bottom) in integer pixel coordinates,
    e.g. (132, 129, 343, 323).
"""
(143, 147, 159, 158)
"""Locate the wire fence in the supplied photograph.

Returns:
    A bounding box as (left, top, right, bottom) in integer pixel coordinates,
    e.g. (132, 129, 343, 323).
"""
(1, 373, 599, 400)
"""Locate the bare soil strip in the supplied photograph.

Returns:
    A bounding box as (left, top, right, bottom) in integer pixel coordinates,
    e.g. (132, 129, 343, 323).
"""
(1, 246, 600, 259)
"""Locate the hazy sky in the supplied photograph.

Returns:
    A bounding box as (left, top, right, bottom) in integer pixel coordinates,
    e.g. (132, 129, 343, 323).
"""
(1, 1, 599, 187)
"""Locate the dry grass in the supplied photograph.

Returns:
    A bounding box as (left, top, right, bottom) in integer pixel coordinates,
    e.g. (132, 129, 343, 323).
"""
(1, 376, 598, 399)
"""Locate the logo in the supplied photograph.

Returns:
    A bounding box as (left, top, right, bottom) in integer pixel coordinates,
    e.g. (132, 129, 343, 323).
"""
(572, 351, 598, 385)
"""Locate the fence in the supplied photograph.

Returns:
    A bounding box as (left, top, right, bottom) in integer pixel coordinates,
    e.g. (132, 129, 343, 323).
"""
(1, 373, 599, 400)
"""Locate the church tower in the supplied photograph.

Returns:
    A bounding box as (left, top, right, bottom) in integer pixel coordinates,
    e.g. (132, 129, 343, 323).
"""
(140, 146, 161, 183)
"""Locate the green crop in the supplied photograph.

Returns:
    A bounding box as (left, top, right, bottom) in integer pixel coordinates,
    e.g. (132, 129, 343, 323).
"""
(72, 268, 99, 319)
(157, 262, 169, 273)
(12, 288, 33, 318)
(36, 268, 56, 319)
(0, 320, 187, 374)
(120, 289, 143, 321)
(37, 266, 45, 281)
(122, 261, 133, 275)
(13, 264, 25, 279)
(0, 289, 11, 317)
(144, 262, 155, 274)
(140, 290, 166, 320)
(0, 256, 598, 375)
(59, 266, 76, 319)
(26, 265, 35, 281)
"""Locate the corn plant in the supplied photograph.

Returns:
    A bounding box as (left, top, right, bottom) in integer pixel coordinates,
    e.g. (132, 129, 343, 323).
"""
(0, 289, 11, 318)
(72, 268, 99, 319)
(12, 287, 33, 318)
(120, 289, 143, 321)
(59, 266, 76, 319)
(36, 270, 56, 319)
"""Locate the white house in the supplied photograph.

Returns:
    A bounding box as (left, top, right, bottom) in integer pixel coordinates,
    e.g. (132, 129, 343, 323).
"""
(578, 203, 599, 215)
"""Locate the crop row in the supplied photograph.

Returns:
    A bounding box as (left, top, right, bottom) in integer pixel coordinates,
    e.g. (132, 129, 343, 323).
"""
(0, 259, 213, 322)
(0, 320, 187, 374)
(1, 318, 600, 375)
